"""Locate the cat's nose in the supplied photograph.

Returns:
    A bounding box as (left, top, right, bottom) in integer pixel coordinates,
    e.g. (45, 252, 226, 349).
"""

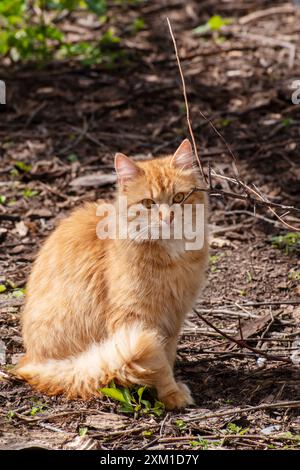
(160, 211, 174, 225)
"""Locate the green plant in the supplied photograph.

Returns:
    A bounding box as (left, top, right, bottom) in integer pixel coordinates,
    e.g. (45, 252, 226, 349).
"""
(99, 381, 165, 417)
(12, 288, 26, 298)
(227, 422, 249, 435)
(0, 0, 139, 65)
(6, 410, 15, 421)
(288, 270, 300, 281)
(193, 15, 232, 35)
(30, 400, 47, 416)
(131, 17, 145, 33)
(0, 195, 7, 204)
(14, 161, 32, 172)
(79, 427, 88, 437)
(22, 188, 39, 199)
(282, 118, 294, 127)
(271, 232, 300, 255)
(190, 438, 221, 449)
(142, 430, 153, 437)
(67, 153, 79, 163)
(209, 253, 223, 273)
(175, 419, 187, 431)
(0, 284, 7, 293)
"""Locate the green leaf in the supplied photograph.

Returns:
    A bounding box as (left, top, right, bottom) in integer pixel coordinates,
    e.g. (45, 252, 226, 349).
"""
(271, 232, 300, 254)
(12, 288, 25, 298)
(142, 430, 153, 437)
(14, 161, 32, 172)
(120, 403, 134, 414)
(67, 153, 78, 162)
(193, 15, 232, 35)
(6, 410, 15, 421)
(140, 399, 151, 411)
(22, 189, 39, 199)
(123, 387, 134, 405)
(209, 15, 232, 31)
(132, 17, 145, 32)
(0, 284, 7, 293)
(282, 118, 294, 127)
(99, 387, 127, 403)
(152, 400, 165, 417)
(137, 386, 146, 403)
(79, 427, 88, 437)
(0, 195, 7, 204)
(193, 23, 211, 35)
(175, 419, 187, 430)
(85, 0, 107, 16)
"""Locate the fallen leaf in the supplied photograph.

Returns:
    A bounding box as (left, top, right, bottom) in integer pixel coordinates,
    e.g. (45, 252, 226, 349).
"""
(15, 221, 28, 237)
(224, 311, 280, 351)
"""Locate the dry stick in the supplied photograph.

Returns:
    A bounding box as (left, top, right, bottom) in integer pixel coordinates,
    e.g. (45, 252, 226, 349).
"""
(239, 4, 295, 25)
(193, 309, 292, 363)
(182, 184, 300, 215)
(166, 18, 207, 183)
(167, 18, 300, 229)
(211, 172, 300, 231)
(184, 400, 300, 423)
(158, 433, 300, 443)
(200, 120, 300, 228)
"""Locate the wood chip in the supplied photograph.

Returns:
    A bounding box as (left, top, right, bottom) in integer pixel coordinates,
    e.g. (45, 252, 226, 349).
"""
(85, 413, 129, 432)
(70, 173, 116, 187)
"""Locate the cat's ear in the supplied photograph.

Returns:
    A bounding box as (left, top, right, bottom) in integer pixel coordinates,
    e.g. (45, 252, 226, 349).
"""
(170, 139, 194, 170)
(114, 153, 144, 184)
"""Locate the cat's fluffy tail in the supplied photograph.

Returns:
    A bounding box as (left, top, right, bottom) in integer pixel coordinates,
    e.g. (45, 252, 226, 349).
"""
(14, 323, 166, 399)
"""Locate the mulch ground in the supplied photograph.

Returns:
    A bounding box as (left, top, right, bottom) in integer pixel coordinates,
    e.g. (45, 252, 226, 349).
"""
(0, 0, 299, 450)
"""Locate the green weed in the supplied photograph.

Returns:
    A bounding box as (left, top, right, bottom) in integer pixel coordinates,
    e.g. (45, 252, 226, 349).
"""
(271, 232, 300, 255)
(99, 381, 165, 417)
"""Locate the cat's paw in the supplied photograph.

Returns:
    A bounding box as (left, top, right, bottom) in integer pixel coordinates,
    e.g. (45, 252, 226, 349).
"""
(160, 382, 194, 410)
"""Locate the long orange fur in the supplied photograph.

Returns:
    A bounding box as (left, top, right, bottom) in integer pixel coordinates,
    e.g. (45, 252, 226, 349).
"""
(15, 139, 208, 409)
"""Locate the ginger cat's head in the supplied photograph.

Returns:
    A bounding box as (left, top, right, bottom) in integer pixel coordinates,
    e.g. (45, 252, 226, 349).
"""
(114, 139, 207, 247)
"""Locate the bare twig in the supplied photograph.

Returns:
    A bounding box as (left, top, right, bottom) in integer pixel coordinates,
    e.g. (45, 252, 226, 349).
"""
(185, 400, 300, 423)
(183, 184, 300, 218)
(167, 18, 207, 183)
(167, 17, 300, 230)
(193, 309, 292, 363)
(239, 4, 296, 25)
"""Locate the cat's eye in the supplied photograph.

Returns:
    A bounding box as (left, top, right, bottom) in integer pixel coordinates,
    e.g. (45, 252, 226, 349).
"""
(173, 192, 185, 204)
(141, 198, 155, 209)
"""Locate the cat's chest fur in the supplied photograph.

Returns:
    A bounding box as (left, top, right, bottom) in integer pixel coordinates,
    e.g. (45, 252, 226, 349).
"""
(108, 240, 207, 337)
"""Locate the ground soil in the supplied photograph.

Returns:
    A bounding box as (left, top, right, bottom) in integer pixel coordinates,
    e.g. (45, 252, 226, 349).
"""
(0, 0, 299, 450)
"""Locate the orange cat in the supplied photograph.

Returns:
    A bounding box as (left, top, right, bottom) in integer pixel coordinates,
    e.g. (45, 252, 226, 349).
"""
(15, 139, 208, 409)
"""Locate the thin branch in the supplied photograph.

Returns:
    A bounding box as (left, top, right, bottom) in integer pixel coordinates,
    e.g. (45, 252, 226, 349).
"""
(166, 17, 300, 231)
(182, 184, 300, 217)
(184, 400, 300, 423)
(193, 309, 292, 363)
(167, 18, 207, 183)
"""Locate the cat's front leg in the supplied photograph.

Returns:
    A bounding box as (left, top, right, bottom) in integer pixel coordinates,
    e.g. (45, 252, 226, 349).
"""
(165, 335, 178, 367)
(161, 336, 194, 409)
(157, 378, 194, 410)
